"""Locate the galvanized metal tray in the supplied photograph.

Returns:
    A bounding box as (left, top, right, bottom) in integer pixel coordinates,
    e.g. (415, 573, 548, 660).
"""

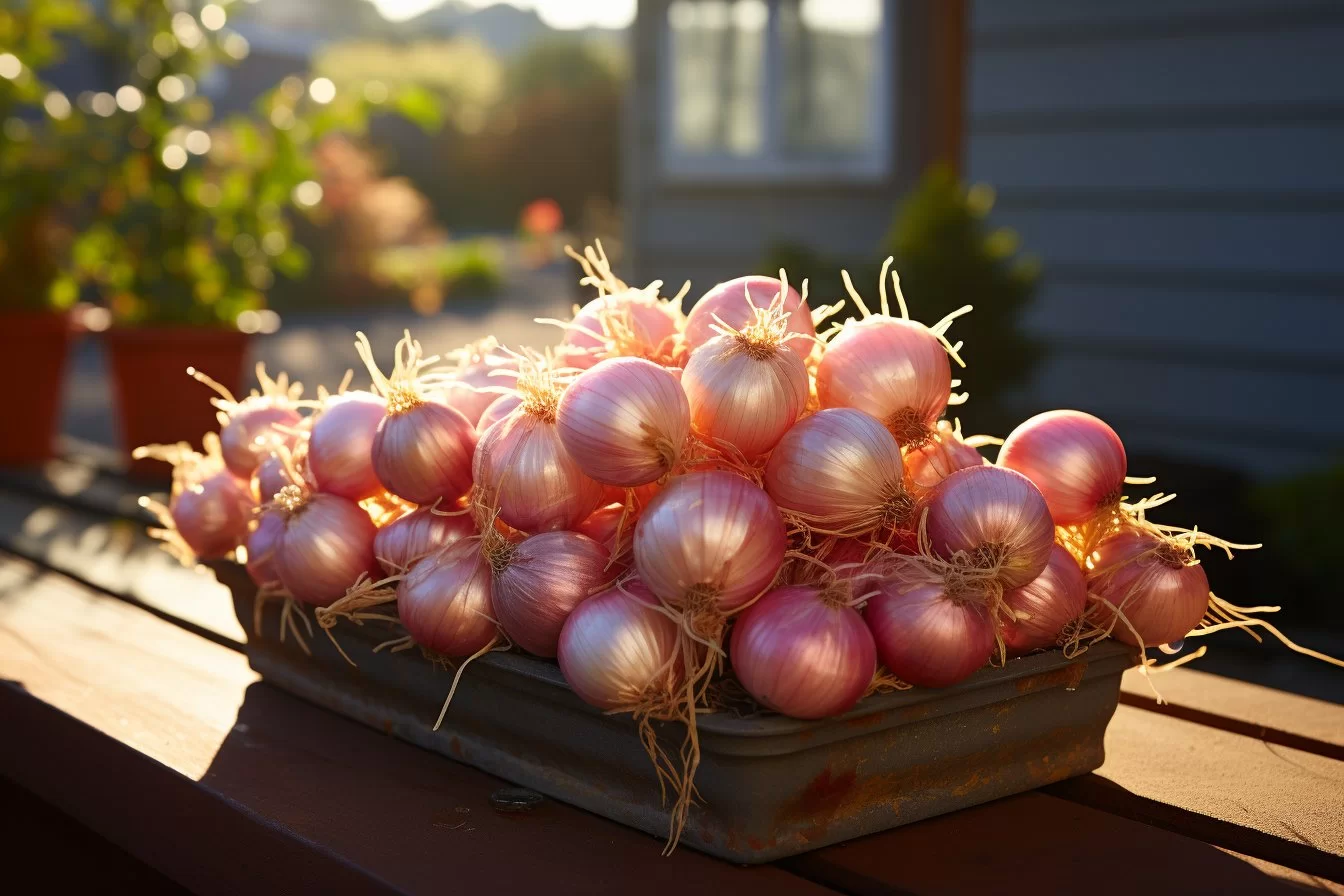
(210, 561, 1138, 863)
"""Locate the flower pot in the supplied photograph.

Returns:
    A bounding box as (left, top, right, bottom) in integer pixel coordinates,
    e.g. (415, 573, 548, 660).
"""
(104, 326, 250, 480)
(0, 309, 72, 465)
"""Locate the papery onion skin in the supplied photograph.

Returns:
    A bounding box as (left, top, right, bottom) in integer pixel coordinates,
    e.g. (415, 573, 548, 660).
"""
(563, 292, 680, 366)
(274, 494, 379, 607)
(998, 410, 1127, 525)
(1087, 529, 1210, 648)
(443, 358, 516, 427)
(577, 503, 628, 553)
(816, 318, 951, 445)
(764, 408, 912, 533)
(246, 510, 286, 586)
(684, 276, 812, 352)
(1001, 544, 1088, 655)
(374, 506, 476, 575)
(558, 581, 682, 710)
(634, 471, 787, 613)
(865, 581, 995, 688)
(557, 358, 690, 486)
(477, 393, 522, 436)
(730, 585, 876, 719)
(925, 465, 1055, 589)
(473, 410, 604, 533)
(397, 539, 499, 657)
(905, 422, 987, 495)
(254, 452, 296, 505)
(219, 401, 303, 478)
(493, 531, 612, 658)
(309, 391, 387, 501)
(372, 400, 477, 505)
(681, 335, 809, 458)
(172, 470, 254, 559)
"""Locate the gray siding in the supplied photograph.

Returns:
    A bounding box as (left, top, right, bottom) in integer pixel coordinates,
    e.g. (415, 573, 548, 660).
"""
(967, 0, 1344, 477)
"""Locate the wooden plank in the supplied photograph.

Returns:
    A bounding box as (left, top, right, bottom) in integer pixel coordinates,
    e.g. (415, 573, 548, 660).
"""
(1047, 705, 1344, 881)
(0, 556, 836, 895)
(0, 452, 157, 524)
(1121, 667, 1344, 760)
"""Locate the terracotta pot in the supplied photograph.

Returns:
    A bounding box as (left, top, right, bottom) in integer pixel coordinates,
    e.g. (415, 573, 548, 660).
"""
(0, 309, 72, 465)
(103, 326, 250, 480)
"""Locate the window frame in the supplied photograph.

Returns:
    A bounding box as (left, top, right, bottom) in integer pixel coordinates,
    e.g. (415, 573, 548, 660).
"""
(656, 0, 895, 183)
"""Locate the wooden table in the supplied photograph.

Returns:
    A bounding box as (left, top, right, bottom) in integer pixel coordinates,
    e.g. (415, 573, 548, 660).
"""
(2, 447, 1342, 895)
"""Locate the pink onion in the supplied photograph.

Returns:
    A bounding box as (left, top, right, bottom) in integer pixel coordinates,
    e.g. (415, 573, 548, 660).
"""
(562, 291, 680, 368)
(442, 355, 517, 427)
(681, 310, 809, 457)
(397, 538, 499, 657)
(1000, 544, 1088, 654)
(683, 276, 813, 353)
(474, 407, 605, 534)
(998, 410, 1127, 526)
(904, 421, 987, 495)
(924, 466, 1055, 589)
(190, 366, 305, 478)
(557, 358, 690, 486)
(865, 581, 995, 688)
(374, 506, 476, 575)
(308, 391, 386, 501)
(172, 469, 254, 559)
(253, 452, 297, 505)
(558, 581, 682, 711)
(730, 584, 876, 719)
(1087, 529, 1209, 648)
(246, 510, 285, 587)
(764, 408, 915, 535)
(634, 471, 786, 613)
(273, 491, 379, 607)
(577, 503, 629, 553)
(477, 393, 522, 435)
(493, 531, 612, 657)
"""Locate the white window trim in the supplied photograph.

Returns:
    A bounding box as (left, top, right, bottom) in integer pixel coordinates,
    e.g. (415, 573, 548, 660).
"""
(657, 0, 895, 184)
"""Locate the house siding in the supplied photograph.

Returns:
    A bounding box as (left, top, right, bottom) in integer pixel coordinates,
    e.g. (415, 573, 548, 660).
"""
(966, 0, 1344, 477)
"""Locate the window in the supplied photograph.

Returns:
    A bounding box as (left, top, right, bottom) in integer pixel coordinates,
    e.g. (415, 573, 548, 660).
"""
(661, 0, 891, 180)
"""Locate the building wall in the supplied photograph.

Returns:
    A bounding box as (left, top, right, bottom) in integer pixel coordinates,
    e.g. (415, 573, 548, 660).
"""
(965, 0, 1344, 477)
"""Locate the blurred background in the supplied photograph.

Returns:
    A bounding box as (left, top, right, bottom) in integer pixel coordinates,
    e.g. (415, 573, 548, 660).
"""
(1, 0, 1340, 695)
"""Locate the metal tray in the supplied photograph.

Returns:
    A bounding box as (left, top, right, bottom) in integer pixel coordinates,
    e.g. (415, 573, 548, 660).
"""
(210, 561, 1138, 863)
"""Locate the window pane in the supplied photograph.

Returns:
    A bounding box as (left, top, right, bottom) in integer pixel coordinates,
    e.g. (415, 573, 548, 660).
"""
(668, 0, 767, 156)
(778, 0, 881, 156)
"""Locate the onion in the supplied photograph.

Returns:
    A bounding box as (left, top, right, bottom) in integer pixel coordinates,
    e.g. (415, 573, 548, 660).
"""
(683, 276, 813, 353)
(730, 584, 876, 719)
(190, 365, 305, 478)
(815, 260, 969, 446)
(557, 357, 690, 486)
(477, 393, 522, 435)
(904, 420, 987, 494)
(273, 489, 379, 607)
(634, 471, 786, 614)
(397, 538, 499, 657)
(924, 466, 1055, 589)
(562, 290, 681, 369)
(1087, 529, 1209, 648)
(356, 332, 477, 505)
(865, 581, 995, 688)
(374, 506, 476, 574)
(764, 408, 915, 535)
(558, 580, 682, 711)
(442, 351, 517, 427)
(254, 452, 297, 504)
(308, 391, 386, 501)
(173, 469, 254, 559)
(681, 302, 809, 457)
(1000, 544, 1088, 654)
(246, 510, 285, 587)
(998, 410, 1127, 526)
(577, 503, 629, 553)
(493, 531, 612, 657)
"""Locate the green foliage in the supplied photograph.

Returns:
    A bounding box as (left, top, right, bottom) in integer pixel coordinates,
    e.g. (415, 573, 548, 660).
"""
(763, 164, 1041, 415)
(371, 239, 504, 296)
(1251, 462, 1344, 617)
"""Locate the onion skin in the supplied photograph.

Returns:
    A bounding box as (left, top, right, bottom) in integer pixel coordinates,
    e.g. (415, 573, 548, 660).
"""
(634, 471, 787, 613)
(865, 581, 995, 688)
(397, 539, 499, 657)
(493, 531, 612, 657)
(172, 470, 254, 559)
(925, 466, 1056, 589)
(274, 494, 379, 607)
(576, 503, 628, 553)
(563, 291, 680, 366)
(477, 393, 522, 436)
(372, 400, 477, 505)
(443, 359, 515, 427)
(473, 410, 605, 533)
(245, 510, 286, 586)
(1001, 544, 1088, 655)
(253, 453, 296, 505)
(558, 581, 682, 710)
(681, 334, 809, 458)
(309, 391, 386, 501)
(557, 358, 690, 486)
(730, 585, 876, 719)
(764, 408, 912, 533)
(998, 410, 1127, 525)
(684, 276, 812, 352)
(219, 401, 303, 478)
(374, 506, 476, 575)
(904, 422, 987, 495)
(1088, 530, 1209, 648)
(816, 317, 951, 444)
